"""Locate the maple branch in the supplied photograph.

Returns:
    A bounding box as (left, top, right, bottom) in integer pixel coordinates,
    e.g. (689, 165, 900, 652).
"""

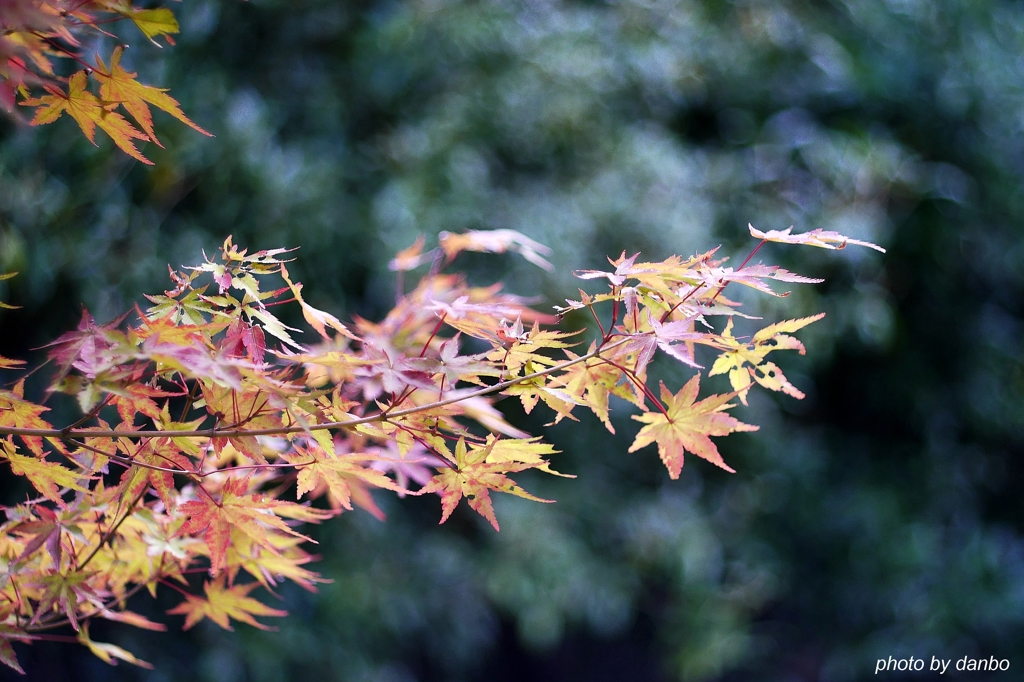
(179, 378, 201, 421)
(419, 313, 447, 358)
(604, 286, 620, 343)
(1, 339, 631, 442)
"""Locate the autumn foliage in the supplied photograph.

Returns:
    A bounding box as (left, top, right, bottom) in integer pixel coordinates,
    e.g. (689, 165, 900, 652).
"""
(1, 0, 209, 164)
(0, 226, 882, 671)
(0, 1, 888, 673)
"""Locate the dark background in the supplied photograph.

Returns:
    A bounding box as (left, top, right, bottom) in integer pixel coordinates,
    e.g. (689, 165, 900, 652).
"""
(1, 1, 1022, 680)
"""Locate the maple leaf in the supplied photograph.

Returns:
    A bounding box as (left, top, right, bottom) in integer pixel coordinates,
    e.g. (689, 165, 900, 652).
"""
(78, 621, 152, 669)
(623, 311, 706, 375)
(574, 252, 646, 286)
(27, 570, 101, 632)
(4, 445, 90, 505)
(12, 505, 65, 568)
(95, 607, 167, 632)
(279, 264, 356, 340)
(549, 344, 644, 432)
(42, 309, 132, 381)
(96, 0, 179, 43)
(127, 8, 179, 43)
(691, 262, 824, 298)
(367, 440, 447, 496)
(574, 251, 704, 291)
(0, 379, 62, 457)
(418, 436, 555, 531)
(116, 438, 195, 511)
(94, 46, 211, 145)
(406, 334, 498, 386)
(167, 577, 287, 631)
(224, 534, 327, 593)
(284, 444, 400, 512)
(0, 621, 30, 674)
(503, 373, 580, 422)
(749, 224, 886, 252)
(487, 320, 578, 374)
(108, 383, 181, 426)
(221, 318, 268, 364)
(355, 342, 436, 400)
(388, 234, 436, 271)
(21, 71, 152, 164)
(0, 356, 25, 369)
(471, 435, 571, 478)
(177, 476, 329, 574)
(709, 314, 824, 404)
(439, 229, 554, 270)
(140, 334, 247, 390)
(629, 375, 758, 478)
(0, 271, 19, 310)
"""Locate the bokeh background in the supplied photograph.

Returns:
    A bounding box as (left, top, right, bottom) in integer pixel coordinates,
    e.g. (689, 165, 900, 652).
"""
(2, 0, 1023, 680)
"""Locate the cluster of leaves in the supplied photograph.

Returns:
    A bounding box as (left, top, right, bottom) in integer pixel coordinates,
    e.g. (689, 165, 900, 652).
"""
(0, 225, 882, 672)
(1, 0, 208, 164)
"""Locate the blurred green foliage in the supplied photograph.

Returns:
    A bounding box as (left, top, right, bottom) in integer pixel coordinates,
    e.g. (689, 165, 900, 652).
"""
(1, 0, 1023, 680)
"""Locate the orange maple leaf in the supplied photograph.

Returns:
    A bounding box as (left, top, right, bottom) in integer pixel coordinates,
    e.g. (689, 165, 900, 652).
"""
(94, 46, 211, 145)
(167, 577, 287, 631)
(177, 477, 328, 574)
(629, 375, 758, 478)
(21, 71, 152, 164)
(0, 379, 65, 457)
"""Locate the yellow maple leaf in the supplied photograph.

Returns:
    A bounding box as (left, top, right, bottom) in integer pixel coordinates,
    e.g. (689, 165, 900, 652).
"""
(126, 8, 179, 41)
(629, 375, 758, 479)
(4, 448, 91, 505)
(710, 314, 824, 404)
(95, 46, 211, 145)
(418, 436, 555, 531)
(97, 1, 180, 43)
(21, 71, 152, 164)
(167, 577, 287, 631)
(78, 622, 152, 669)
